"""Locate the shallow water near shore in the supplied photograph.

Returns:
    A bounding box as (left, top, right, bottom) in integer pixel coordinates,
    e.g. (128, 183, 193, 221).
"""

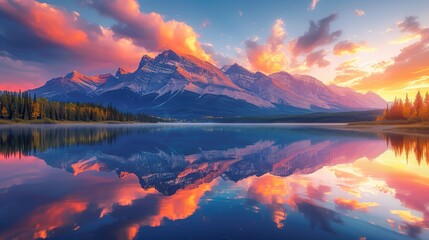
(0, 123, 428, 240)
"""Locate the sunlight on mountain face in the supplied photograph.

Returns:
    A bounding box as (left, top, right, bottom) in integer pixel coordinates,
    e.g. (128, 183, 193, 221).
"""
(0, 125, 428, 239)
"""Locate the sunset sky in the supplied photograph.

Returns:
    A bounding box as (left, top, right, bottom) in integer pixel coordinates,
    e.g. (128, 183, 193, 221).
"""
(0, 0, 428, 101)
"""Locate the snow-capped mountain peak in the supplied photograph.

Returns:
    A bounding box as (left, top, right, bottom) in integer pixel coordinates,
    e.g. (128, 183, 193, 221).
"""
(29, 49, 387, 119)
(65, 70, 110, 85)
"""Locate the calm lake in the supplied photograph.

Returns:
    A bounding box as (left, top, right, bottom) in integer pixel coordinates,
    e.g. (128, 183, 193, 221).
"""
(0, 124, 428, 240)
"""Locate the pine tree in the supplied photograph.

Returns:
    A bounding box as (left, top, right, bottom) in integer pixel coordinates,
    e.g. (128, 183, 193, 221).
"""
(403, 94, 412, 118)
(413, 91, 423, 118)
(1, 106, 8, 119)
(31, 101, 40, 119)
(422, 92, 429, 120)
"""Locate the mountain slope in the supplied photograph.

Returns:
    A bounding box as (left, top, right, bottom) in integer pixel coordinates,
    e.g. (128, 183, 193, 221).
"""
(328, 85, 387, 109)
(29, 50, 387, 119)
(96, 50, 273, 108)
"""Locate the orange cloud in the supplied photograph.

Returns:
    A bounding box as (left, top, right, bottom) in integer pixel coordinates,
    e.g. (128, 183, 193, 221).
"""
(336, 58, 359, 72)
(334, 198, 378, 212)
(244, 174, 335, 229)
(333, 58, 368, 84)
(352, 16, 429, 99)
(0, 0, 144, 89)
(98, 180, 216, 239)
(70, 157, 107, 176)
(371, 60, 394, 73)
(245, 19, 287, 73)
(0, 0, 214, 90)
(122, 224, 139, 240)
(391, 210, 424, 225)
(390, 33, 421, 45)
(3, 200, 88, 240)
(333, 41, 376, 56)
(247, 175, 292, 228)
(86, 0, 211, 62)
(145, 181, 214, 227)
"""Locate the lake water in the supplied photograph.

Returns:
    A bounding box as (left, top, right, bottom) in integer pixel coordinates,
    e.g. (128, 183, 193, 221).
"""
(0, 124, 428, 240)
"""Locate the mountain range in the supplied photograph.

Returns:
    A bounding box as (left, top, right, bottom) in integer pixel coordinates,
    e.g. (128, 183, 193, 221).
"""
(30, 50, 387, 119)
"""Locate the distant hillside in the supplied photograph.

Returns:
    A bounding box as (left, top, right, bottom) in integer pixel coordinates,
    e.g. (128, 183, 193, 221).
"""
(211, 110, 384, 123)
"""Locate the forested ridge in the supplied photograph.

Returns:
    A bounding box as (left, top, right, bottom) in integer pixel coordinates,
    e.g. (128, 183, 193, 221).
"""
(0, 91, 161, 122)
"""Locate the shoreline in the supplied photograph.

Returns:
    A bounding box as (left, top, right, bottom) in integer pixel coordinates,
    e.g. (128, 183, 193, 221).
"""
(0, 119, 159, 125)
(332, 123, 429, 137)
(1, 119, 428, 136)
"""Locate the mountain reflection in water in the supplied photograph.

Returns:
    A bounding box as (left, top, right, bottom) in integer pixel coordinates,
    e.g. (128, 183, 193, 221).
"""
(0, 124, 428, 240)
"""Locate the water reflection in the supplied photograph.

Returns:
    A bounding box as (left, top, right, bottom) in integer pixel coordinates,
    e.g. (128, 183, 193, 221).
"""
(0, 126, 127, 158)
(0, 124, 428, 240)
(383, 132, 429, 165)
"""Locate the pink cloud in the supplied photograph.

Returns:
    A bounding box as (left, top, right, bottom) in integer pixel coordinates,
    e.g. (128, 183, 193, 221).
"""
(290, 14, 341, 57)
(0, 0, 144, 89)
(353, 16, 429, 94)
(398, 16, 421, 34)
(305, 50, 330, 68)
(0, 0, 217, 90)
(306, 184, 331, 202)
(84, 0, 211, 62)
(0, 1, 93, 47)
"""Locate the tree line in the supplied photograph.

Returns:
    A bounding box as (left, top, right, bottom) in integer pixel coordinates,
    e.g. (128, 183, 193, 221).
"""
(0, 91, 161, 122)
(0, 127, 131, 158)
(377, 91, 429, 121)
